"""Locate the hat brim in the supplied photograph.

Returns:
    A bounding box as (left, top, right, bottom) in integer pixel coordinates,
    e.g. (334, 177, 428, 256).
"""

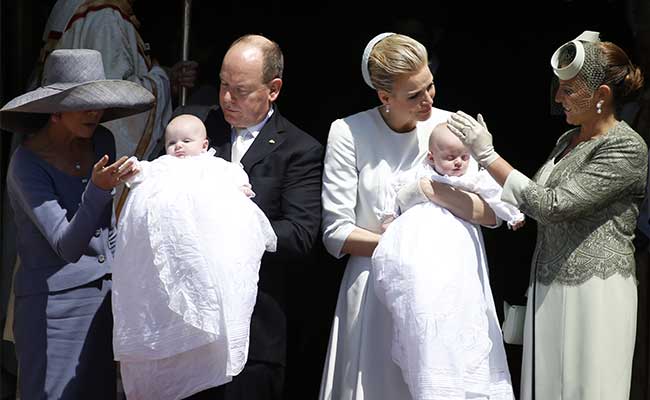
(0, 80, 155, 135)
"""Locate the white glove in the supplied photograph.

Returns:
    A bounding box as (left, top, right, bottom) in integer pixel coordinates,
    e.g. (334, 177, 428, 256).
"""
(447, 111, 499, 167)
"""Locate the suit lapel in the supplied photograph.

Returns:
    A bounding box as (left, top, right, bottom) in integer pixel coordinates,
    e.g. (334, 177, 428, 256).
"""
(240, 106, 286, 171)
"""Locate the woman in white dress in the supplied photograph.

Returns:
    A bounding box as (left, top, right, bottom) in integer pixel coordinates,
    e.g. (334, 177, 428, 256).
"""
(319, 33, 500, 400)
(447, 31, 647, 400)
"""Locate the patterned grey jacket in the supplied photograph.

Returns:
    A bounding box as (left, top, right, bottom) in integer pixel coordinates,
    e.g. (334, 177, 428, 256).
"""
(519, 121, 647, 286)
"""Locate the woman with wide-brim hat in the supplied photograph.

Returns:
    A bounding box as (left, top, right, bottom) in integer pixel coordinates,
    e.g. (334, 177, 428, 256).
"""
(1, 48, 154, 399)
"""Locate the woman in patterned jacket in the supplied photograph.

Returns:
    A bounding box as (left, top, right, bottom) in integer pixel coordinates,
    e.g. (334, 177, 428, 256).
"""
(448, 31, 647, 400)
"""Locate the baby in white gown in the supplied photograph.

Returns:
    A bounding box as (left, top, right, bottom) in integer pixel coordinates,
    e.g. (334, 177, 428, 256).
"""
(112, 115, 276, 400)
(372, 123, 522, 400)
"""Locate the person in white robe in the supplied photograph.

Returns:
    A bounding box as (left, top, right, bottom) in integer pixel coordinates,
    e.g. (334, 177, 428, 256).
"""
(31, 0, 198, 161)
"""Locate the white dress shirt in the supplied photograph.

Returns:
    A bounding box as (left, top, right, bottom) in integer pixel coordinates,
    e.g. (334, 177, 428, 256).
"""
(231, 108, 274, 165)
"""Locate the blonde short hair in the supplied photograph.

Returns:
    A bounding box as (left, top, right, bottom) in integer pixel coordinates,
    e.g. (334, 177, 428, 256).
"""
(367, 34, 428, 93)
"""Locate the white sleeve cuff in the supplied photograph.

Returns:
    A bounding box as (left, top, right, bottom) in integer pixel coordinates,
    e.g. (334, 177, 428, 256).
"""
(124, 157, 145, 188)
(502, 169, 532, 207)
(323, 224, 356, 259)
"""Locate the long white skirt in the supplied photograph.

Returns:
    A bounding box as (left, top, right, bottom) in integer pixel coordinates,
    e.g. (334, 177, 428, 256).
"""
(318, 255, 412, 400)
(371, 202, 514, 400)
(520, 274, 637, 400)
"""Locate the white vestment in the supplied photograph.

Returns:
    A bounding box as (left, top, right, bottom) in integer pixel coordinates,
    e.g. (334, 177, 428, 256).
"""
(41, 0, 172, 161)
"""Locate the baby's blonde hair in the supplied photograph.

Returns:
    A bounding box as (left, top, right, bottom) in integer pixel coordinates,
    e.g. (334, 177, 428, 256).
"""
(428, 122, 462, 151)
(165, 114, 207, 140)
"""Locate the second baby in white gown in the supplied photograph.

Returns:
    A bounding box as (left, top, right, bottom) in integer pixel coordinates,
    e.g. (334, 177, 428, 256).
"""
(372, 123, 522, 400)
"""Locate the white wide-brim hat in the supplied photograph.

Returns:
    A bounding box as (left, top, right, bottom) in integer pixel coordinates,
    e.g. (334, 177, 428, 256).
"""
(0, 48, 155, 135)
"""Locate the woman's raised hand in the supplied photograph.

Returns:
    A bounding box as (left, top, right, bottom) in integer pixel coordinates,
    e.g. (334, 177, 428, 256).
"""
(92, 155, 140, 190)
(447, 111, 499, 167)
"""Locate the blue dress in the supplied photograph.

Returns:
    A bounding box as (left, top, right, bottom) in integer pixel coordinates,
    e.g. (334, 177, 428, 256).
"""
(7, 126, 117, 399)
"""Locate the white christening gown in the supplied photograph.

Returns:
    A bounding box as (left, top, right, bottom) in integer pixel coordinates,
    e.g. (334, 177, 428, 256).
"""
(371, 161, 520, 400)
(112, 150, 276, 400)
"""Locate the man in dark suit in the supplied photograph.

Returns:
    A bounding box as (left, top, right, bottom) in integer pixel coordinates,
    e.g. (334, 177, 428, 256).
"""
(180, 34, 323, 400)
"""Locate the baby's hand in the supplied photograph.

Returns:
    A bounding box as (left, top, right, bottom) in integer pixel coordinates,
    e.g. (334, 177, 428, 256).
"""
(509, 219, 526, 231)
(380, 215, 396, 233)
(122, 156, 142, 188)
(240, 184, 256, 198)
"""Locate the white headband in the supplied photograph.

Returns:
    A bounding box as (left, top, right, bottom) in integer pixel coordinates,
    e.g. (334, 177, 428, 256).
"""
(550, 30, 601, 80)
(361, 32, 395, 89)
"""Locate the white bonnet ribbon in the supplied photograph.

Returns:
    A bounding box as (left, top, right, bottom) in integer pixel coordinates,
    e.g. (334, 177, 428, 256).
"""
(361, 32, 395, 89)
(550, 30, 601, 80)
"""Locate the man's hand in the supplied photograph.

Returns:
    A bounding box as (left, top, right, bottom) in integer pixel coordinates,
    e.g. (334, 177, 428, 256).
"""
(169, 60, 199, 95)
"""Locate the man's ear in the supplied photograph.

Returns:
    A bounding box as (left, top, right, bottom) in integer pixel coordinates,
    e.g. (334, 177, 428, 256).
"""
(268, 78, 283, 102)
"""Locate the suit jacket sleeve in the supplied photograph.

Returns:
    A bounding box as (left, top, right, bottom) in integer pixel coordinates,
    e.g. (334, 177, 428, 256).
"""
(270, 141, 323, 258)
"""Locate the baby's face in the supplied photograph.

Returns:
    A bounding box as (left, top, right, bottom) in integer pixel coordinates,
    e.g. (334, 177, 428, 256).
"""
(165, 127, 208, 158)
(429, 140, 470, 177)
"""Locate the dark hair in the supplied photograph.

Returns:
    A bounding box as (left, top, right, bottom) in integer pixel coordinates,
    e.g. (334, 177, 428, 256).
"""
(19, 113, 50, 136)
(600, 42, 645, 107)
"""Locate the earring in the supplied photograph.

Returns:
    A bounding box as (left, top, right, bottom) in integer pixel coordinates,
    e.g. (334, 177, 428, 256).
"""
(596, 100, 603, 114)
(385, 104, 390, 113)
